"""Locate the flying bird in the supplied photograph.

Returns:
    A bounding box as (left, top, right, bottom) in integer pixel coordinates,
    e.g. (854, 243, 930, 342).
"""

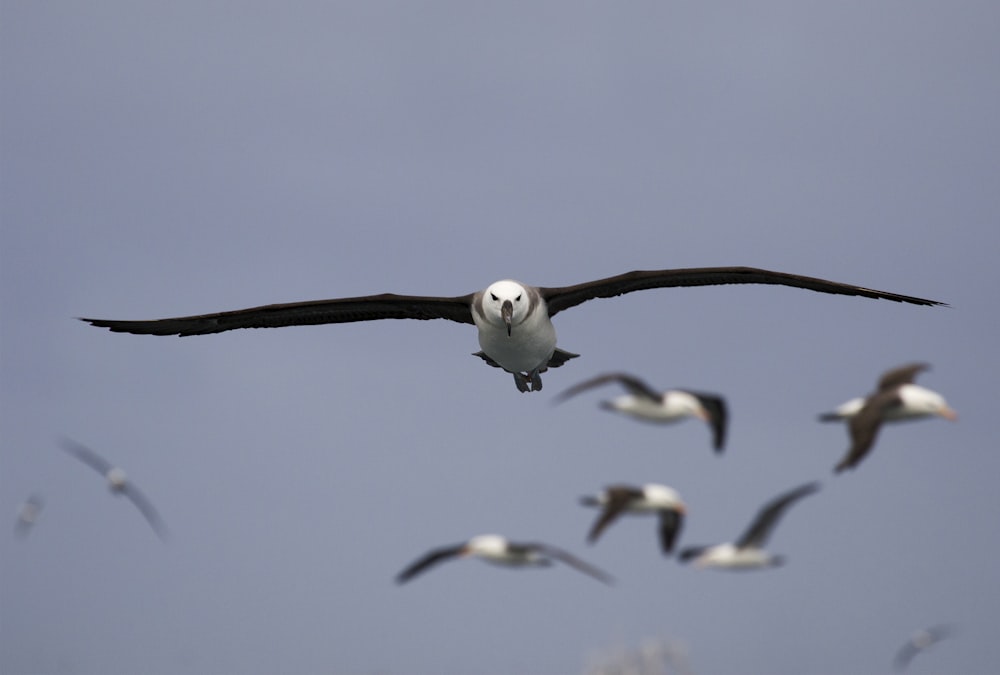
(14, 493, 44, 538)
(555, 373, 728, 451)
(825, 363, 957, 473)
(395, 534, 613, 585)
(79, 266, 944, 393)
(678, 482, 820, 570)
(580, 484, 686, 555)
(59, 438, 168, 540)
(893, 624, 955, 672)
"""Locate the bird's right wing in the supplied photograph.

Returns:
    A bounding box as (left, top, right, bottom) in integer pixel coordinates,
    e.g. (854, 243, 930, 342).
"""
(585, 488, 640, 544)
(80, 293, 476, 336)
(836, 397, 892, 472)
(58, 438, 115, 476)
(395, 544, 464, 584)
(554, 373, 661, 404)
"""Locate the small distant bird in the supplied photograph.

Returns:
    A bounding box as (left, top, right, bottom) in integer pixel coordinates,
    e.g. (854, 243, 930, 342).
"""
(59, 438, 168, 540)
(395, 534, 613, 585)
(79, 267, 944, 393)
(554, 373, 728, 452)
(678, 482, 820, 569)
(14, 493, 44, 538)
(822, 363, 957, 472)
(893, 624, 955, 672)
(580, 484, 686, 555)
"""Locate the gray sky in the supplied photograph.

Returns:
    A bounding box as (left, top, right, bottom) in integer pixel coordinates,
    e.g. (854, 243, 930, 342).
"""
(2, 2, 999, 674)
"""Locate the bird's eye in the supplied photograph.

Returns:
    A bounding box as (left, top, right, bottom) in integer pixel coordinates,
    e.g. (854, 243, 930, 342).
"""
(515, 294, 522, 301)
(490, 293, 498, 301)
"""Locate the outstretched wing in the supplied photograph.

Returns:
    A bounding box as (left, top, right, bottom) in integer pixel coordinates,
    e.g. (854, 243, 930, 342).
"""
(524, 542, 614, 585)
(687, 391, 728, 452)
(121, 484, 169, 541)
(657, 510, 684, 555)
(395, 544, 465, 584)
(877, 363, 930, 392)
(736, 482, 821, 549)
(585, 487, 642, 544)
(539, 267, 944, 317)
(554, 372, 662, 405)
(80, 293, 476, 336)
(836, 393, 899, 472)
(59, 438, 115, 477)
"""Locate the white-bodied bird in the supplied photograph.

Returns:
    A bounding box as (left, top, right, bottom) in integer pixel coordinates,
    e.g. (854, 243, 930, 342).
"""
(580, 484, 686, 555)
(678, 483, 820, 570)
(395, 534, 613, 585)
(823, 363, 957, 472)
(59, 438, 168, 540)
(556, 372, 728, 451)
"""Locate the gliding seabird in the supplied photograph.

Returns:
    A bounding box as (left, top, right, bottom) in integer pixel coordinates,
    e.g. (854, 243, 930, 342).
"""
(14, 494, 44, 538)
(678, 482, 819, 570)
(59, 438, 168, 540)
(824, 363, 957, 473)
(79, 266, 944, 393)
(556, 372, 728, 451)
(893, 624, 956, 672)
(395, 534, 613, 585)
(580, 484, 686, 555)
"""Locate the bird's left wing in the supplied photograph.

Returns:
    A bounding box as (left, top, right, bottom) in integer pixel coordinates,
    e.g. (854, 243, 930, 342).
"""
(122, 484, 169, 541)
(539, 267, 945, 317)
(736, 482, 821, 548)
(526, 543, 614, 585)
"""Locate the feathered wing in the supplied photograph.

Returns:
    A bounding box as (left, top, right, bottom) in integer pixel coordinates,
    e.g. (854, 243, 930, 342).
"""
(80, 293, 476, 336)
(585, 487, 641, 544)
(836, 394, 898, 472)
(877, 363, 930, 392)
(526, 543, 614, 585)
(59, 438, 115, 476)
(677, 545, 710, 563)
(554, 373, 662, 405)
(735, 483, 821, 549)
(689, 391, 728, 452)
(657, 510, 684, 555)
(122, 484, 169, 541)
(539, 267, 944, 317)
(395, 544, 465, 584)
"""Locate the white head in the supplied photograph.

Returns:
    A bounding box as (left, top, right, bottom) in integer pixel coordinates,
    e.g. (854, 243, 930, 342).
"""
(106, 467, 128, 491)
(463, 534, 509, 558)
(479, 280, 531, 335)
(662, 391, 708, 420)
(643, 484, 686, 512)
(899, 385, 958, 419)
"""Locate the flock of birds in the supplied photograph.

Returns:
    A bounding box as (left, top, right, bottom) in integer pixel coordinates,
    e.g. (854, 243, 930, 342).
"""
(17, 265, 960, 671)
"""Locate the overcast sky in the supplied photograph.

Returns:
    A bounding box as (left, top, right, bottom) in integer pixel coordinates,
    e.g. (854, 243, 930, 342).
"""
(2, 2, 999, 674)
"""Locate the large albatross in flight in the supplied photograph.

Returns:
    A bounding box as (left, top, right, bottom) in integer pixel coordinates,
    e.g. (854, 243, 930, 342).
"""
(79, 267, 944, 392)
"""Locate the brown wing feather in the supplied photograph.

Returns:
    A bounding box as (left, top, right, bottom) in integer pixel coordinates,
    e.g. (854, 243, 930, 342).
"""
(586, 487, 642, 543)
(876, 363, 930, 392)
